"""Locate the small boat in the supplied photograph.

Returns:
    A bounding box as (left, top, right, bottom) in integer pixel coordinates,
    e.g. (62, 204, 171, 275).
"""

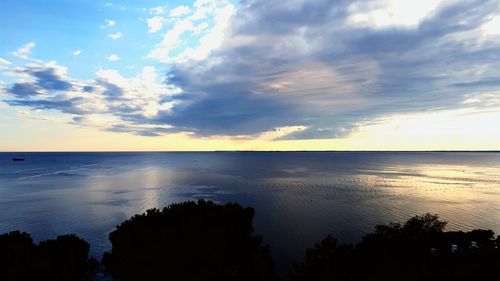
(12, 156, 25, 161)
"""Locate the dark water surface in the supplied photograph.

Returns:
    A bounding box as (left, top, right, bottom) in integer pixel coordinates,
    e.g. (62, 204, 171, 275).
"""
(1, 152, 500, 273)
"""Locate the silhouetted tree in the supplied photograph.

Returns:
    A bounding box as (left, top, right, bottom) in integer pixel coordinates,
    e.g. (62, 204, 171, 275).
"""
(0, 231, 97, 281)
(356, 213, 448, 281)
(36, 234, 98, 281)
(404, 213, 447, 235)
(0, 231, 37, 281)
(102, 200, 277, 281)
(291, 213, 500, 281)
(290, 235, 354, 281)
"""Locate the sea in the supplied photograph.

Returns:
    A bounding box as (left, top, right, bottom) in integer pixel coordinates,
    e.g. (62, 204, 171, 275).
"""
(1, 152, 500, 275)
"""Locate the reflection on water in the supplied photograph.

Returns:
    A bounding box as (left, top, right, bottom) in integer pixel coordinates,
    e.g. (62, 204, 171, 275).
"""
(1, 152, 500, 273)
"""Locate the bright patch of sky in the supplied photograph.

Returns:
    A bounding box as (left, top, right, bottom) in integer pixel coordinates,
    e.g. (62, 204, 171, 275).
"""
(481, 14, 500, 36)
(347, 0, 447, 28)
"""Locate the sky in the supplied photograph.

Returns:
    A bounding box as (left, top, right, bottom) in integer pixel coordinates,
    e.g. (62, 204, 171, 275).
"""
(1, 0, 500, 151)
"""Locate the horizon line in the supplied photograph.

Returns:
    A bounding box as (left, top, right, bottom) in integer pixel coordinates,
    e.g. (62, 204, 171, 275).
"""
(1, 150, 500, 153)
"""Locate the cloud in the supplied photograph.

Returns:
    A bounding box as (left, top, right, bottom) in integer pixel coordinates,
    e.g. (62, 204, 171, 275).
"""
(0, 57, 12, 66)
(3, 0, 500, 141)
(158, 0, 500, 139)
(481, 15, 500, 36)
(148, 20, 194, 60)
(9, 83, 41, 97)
(146, 16, 166, 33)
(149, 6, 166, 15)
(73, 50, 82, 56)
(2, 61, 181, 136)
(8, 98, 84, 114)
(7, 62, 73, 98)
(173, 4, 235, 63)
(0, 57, 11, 72)
(12, 42, 35, 59)
(101, 19, 115, 28)
(148, 0, 235, 63)
(170, 5, 191, 17)
(109, 32, 123, 39)
(145, 4, 194, 35)
(347, 0, 446, 29)
(194, 22, 209, 34)
(106, 123, 175, 136)
(106, 54, 120, 61)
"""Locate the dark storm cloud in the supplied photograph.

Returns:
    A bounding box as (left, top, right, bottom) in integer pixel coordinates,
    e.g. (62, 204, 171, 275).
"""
(162, 0, 500, 139)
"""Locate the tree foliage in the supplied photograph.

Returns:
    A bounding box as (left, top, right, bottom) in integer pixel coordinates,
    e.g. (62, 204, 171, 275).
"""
(0, 231, 98, 281)
(291, 235, 354, 281)
(3, 207, 500, 281)
(291, 213, 500, 281)
(102, 200, 277, 281)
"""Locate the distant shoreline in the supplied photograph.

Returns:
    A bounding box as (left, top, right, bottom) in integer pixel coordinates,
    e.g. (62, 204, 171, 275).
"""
(1, 150, 500, 153)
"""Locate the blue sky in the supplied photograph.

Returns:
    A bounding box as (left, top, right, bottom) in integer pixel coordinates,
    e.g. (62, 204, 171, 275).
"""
(0, 0, 208, 79)
(1, 0, 500, 151)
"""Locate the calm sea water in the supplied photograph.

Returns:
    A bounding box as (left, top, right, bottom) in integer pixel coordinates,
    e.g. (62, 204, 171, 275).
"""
(1, 152, 500, 273)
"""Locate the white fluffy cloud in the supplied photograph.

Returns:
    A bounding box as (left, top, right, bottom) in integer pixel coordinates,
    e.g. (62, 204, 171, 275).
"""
(0, 57, 12, 66)
(170, 5, 191, 17)
(146, 16, 166, 33)
(148, 0, 235, 63)
(101, 19, 116, 29)
(106, 54, 120, 61)
(12, 42, 35, 59)
(95, 66, 178, 118)
(174, 4, 235, 63)
(109, 32, 123, 40)
(148, 20, 194, 61)
(72, 50, 82, 56)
